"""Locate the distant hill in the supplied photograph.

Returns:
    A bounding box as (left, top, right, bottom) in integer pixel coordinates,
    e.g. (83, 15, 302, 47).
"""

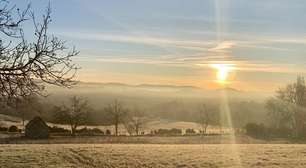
(137, 84, 200, 90)
(70, 82, 200, 90)
(215, 87, 243, 92)
(45, 81, 272, 103)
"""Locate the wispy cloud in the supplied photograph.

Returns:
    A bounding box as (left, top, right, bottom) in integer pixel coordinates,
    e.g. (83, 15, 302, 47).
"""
(58, 31, 214, 51)
(57, 30, 306, 75)
(208, 41, 236, 52)
(197, 61, 306, 74)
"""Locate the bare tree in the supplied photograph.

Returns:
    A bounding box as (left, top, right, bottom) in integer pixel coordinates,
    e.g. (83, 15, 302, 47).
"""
(124, 108, 146, 136)
(53, 96, 89, 136)
(266, 76, 306, 137)
(198, 104, 210, 135)
(265, 98, 295, 130)
(277, 76, 306, 107)
(104, 100, 127, 136)
(0, 1, 78, 103)
(0, 1, 29, 37)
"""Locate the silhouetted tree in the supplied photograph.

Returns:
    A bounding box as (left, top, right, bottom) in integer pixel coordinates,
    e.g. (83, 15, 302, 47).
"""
(53, 96, 89, 136)
(198, 104, 210, 135)
(0, 1, 78, 103)
(124, 108, 146, 136)
(104, 100, 127, 136)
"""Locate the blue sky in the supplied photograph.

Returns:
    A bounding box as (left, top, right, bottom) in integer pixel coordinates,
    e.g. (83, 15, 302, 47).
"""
(11, 0, 306, 91)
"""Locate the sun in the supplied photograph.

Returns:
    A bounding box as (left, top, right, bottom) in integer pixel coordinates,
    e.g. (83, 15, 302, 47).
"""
(217, 66, 227, 81)
(211, 64, 233, 84)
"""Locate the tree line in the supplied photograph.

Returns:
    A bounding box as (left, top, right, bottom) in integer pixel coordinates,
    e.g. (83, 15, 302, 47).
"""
(52, 97, 147, 136)
(245, 76, 306, 139)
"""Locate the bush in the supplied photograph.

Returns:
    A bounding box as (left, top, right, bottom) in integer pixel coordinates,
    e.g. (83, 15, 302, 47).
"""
(185, 128, 196, 135)
(266, 126, 292, 138)
(154, 128, 182, 136)
(246, 123, 295, 139)
(48, 126, 70, 133)
(25, 116, 49, 139)
(106, 129, 111, 135)
(76, 127, 89, 134)
(8, 125, 19, 132)
(92, 128, 104, 134)
(76, 127, 104, 136)
(0, 126, 8, 132)
(245, 123, 266, 138)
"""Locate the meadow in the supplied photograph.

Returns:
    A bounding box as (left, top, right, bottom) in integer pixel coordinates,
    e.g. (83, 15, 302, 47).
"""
(1, 144, 306, 168)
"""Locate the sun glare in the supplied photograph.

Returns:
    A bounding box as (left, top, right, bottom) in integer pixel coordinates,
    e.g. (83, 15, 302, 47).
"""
(211, 64, 233, 84)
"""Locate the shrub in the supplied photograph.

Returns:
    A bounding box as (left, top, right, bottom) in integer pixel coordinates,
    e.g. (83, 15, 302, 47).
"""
(266, 126, 292, 138)
(76, 127, 89, 134)
(8, 125, 19, 132)
(92, 128, 104, 134)
(76, 127, 104, 136)
(245, 123, 266, 138)
(48, 126, 70, 133)
(106, 129, 111, 135)
(155, 128, 182, 136)
(25, 116, 49, 139)
(0, 126, 8, 132)
(185, 128, 196, 135)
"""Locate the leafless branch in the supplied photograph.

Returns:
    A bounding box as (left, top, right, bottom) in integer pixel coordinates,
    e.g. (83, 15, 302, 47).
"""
(0, 2, 79, 103)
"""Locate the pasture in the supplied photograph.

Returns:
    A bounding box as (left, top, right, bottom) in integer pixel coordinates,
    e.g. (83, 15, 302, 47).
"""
(1, 144, 306, 168)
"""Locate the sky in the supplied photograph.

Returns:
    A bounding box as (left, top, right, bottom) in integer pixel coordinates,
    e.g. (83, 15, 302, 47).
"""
(11, 0, 306, 91)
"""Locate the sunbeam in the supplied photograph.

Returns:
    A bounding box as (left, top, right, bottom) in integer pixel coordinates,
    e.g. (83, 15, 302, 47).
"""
(214, 0, 242, 167)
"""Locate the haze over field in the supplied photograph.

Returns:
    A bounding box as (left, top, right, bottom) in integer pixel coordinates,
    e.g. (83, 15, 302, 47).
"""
(46, 81, 272, 104)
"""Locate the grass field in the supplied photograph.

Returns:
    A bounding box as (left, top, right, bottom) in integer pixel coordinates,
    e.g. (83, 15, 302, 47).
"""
(1, 144, 306, 168)
(1, 135, 273, 144)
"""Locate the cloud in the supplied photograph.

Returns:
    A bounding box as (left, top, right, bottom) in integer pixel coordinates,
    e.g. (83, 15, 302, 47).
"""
(58, 30, 306, 76)
(58, 31, 214, 52)
(208, 41, 236, 52)
(196, 61, 306, 74)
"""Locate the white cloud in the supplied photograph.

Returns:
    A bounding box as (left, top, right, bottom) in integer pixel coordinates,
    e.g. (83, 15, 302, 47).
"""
(208, 41, 236, 52)
(58, 31, 214, 51)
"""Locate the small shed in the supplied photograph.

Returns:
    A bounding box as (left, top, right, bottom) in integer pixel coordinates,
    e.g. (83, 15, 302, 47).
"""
(25, 116, 49, 139)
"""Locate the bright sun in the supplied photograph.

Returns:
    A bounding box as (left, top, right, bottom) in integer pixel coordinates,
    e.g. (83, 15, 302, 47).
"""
(211, 64, 233, 84)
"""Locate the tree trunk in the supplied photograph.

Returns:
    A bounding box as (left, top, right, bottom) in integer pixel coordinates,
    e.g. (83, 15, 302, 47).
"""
(295, 109, 305, 138)
(71, 125, 77, 136)
(201, 124, 205, 136)
(22, 113, 25, 132)
(115, 122, 118, 136)
(204, 124, 208, 135)
(135, 125, 139, 136)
